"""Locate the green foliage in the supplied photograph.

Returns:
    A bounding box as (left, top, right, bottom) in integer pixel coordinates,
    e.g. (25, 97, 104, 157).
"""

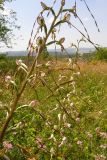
(38, 47, 50, 60)
(0, 58, 107, 159)
(0, 55, 17, 74)
(93, 48, 107, 61)
(0, 0, 19, 46)
(0, 0, 106, 159)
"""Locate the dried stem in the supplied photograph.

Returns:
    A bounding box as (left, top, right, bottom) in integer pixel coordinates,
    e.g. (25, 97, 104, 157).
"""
(0, 2, 63, 143)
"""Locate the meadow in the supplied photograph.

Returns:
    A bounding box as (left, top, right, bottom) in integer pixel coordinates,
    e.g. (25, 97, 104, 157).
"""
(0, 55, 107, 160)
(0, 1, 107, 159)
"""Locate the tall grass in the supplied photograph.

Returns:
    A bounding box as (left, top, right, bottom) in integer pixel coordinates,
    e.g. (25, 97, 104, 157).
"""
(0, 1, 107, 160)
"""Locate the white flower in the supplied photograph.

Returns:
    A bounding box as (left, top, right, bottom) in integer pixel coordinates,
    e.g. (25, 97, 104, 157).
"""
(95, 155, 106, 160)
(99, 132, 107, 139)
(49, 134, 54, 139)
(99, 111, 102, 115)
(76, 72, 80, 75)
(86, 132, 93, 139)
(16, 59, 28, 71)
(50, 147, 55, 155)
(72, 89, 76, 94)
(45, 61, 51, 66)
(71, 81, 75, 85)
(75, 117, 80, 123)
(5, 75, 12, 83)
(16, 59, 22, 65)
(58, 113, 61, 121)
(70, 76, 74, 81)
(54, 125, 58, 130)
(41, 72, 45, 77)
(67, 93, 70, 98)
(65, 123, 71, 128)
(70, 102, 74, 107)
(62, 98, 66, 102)
(49, 134, 56, 142)
(68, 58, 72, 66)
(29, 100, 39, 107)
(62, 136, 67, 141)
(72, 64, 76, 69)
(100, 144, 107, 149)
(77, 140, 83, 146)
(63, 114, 66, 122)
(59, 136, 67, 147)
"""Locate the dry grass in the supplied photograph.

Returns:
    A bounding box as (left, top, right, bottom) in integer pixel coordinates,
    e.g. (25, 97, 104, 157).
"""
(78, 60, 107, 74)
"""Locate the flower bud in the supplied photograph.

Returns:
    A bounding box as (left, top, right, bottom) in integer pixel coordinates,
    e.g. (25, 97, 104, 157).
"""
(36, 37, 44, 46)
(16, 59, 22, 66)
(61, 0, 65, 6)
(64, 13, 71, 22)
(37, 16, 44, 26)
(59, 37, 65, 44)
(3, 141, 13, 150)
(41, 2, 49, 10)
(5, 75, 12, 83)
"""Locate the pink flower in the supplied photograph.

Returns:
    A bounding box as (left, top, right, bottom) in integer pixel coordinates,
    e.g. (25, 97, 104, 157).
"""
(99, 132, 107, 139)
(29, 100, 39, 107)
(95, 155, 106, 160)
(3, 141, 13, 150)
(35, 137, 46, 150)
(5, 75, 12, 83)
(77, 140, 83, 146)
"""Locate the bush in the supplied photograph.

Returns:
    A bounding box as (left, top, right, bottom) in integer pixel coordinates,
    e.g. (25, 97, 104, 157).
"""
(0, 55, 17, 74)
(94, 47, 107, 61)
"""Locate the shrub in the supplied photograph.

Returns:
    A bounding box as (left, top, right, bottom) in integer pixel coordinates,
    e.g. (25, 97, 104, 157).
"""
(94, 47, 107, 61)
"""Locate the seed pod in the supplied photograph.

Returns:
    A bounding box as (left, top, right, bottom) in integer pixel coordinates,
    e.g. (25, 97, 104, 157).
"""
(36, 37, 44, 46)
(41, 2, 49, 10)
(64, 13, 71, 22)
(51, 28, 57, 39)
(61, 0, 65, 6)
(59, 37, 65, 44)
(52, 28, 57, 33)
(37, 16, 44, 26)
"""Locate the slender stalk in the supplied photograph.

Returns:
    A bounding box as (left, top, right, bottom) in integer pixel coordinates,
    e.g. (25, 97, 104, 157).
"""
(0, 4, 63, 143)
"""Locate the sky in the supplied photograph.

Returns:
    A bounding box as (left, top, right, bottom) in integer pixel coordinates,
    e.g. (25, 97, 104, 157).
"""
(1, 0, 107, 51)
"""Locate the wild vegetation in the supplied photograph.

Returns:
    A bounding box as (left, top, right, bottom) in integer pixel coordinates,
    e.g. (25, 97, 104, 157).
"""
(0, 0, 107, 160)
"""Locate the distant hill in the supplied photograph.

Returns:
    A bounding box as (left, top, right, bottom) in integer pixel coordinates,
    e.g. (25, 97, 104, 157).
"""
(0, 48, 95, 57)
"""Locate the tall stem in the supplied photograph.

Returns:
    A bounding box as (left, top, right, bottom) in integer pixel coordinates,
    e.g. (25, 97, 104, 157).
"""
(0, 5, 63, 143)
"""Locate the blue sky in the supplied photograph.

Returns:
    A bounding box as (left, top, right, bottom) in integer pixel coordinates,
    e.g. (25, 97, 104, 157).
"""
(2, 0, 107, 51)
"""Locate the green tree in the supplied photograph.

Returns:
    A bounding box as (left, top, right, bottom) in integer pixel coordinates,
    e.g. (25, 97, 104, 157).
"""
(94, 47, 107, 61)
(0, 0, 19, 47)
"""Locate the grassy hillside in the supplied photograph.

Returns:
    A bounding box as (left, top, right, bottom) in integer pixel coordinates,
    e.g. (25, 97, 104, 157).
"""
(0, 57, 107, 159)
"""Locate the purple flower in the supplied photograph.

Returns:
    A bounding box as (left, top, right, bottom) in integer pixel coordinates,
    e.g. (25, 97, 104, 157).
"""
(35, 137, 46, 150)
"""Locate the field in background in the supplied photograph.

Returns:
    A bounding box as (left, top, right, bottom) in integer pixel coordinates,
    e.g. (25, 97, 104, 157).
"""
(0, 56, 107, 159)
